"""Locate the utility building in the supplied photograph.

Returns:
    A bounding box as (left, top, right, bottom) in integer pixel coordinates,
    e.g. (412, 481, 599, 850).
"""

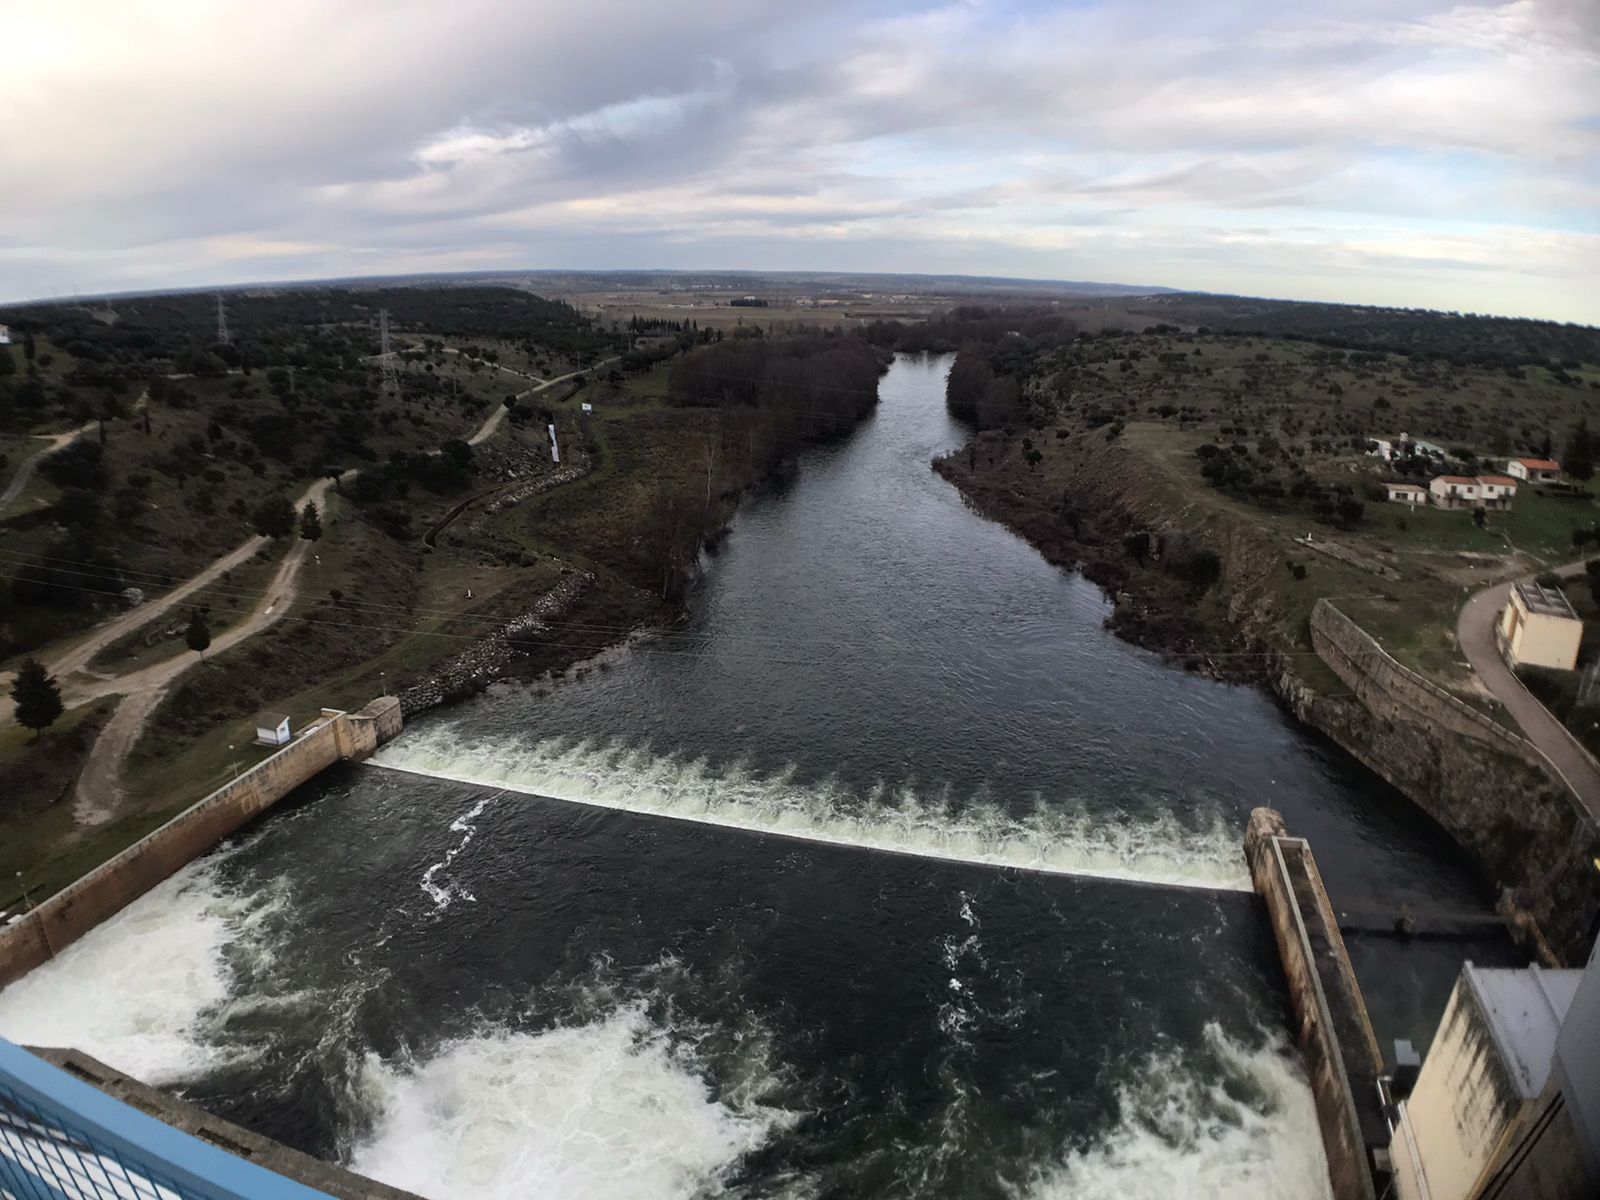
(1500, 581, 1583, 671)
(1388, 941, 1599, 1200)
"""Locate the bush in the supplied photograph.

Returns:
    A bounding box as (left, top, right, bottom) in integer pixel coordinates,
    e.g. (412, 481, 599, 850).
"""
(1167, 547, 1222, 589)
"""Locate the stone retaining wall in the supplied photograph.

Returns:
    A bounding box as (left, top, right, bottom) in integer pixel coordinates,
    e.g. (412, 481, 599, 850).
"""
(1294, 601, 1599, 961)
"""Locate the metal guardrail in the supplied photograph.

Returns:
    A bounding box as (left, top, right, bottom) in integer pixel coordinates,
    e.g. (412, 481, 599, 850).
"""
(0, 1038, 330, 1200)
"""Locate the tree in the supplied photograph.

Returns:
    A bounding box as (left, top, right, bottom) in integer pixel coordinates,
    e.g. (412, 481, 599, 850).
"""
(300, 500, 323, 541)
(1565, 418, 1595, 483)
(252, 494, 296, 539)
(185, 609, 211, 658)
(11, 659, 63, 742)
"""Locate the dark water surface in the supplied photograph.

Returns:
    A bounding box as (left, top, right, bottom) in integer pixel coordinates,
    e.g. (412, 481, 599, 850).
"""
(0, 354, 1515, 1199)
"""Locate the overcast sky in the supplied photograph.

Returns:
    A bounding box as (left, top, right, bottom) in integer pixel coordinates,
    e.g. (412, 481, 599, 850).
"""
(4, 0, 1597, 322)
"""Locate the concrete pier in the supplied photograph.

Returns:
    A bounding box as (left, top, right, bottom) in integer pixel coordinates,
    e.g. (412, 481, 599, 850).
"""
(1246, 807, 1388, 1200)
(0, 697, 403, 988)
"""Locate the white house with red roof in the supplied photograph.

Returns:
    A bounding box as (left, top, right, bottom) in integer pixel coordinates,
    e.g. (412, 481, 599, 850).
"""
(1507, 457, 1562, 485)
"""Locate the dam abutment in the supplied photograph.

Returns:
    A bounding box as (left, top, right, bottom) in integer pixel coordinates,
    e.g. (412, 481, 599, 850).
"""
(0, 697, 403, 989)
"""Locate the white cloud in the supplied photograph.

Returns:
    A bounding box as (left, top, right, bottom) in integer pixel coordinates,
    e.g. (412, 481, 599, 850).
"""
(0, 0, 1595, 321)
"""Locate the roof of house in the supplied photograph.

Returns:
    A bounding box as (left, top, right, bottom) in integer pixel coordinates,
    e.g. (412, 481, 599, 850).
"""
(1433, 475, 1478, 485)
(1513, 580, 1579, 620)
(1465, 963, 1583, 1099)
(1387, 483, 1427, 492)
(1478, 475, 1518, 486)
(1515, 458, 1562, 471)
(254, 711, 291, 727)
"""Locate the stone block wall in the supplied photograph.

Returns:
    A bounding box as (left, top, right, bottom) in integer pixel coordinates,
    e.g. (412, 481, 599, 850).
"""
(1292, 603, 1600, 962)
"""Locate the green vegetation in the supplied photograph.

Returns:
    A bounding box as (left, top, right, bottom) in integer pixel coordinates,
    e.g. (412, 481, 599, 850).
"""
(10, 658, 63, 739)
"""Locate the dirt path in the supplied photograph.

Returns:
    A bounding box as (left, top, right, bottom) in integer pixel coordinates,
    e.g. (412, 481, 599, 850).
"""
(69, 528, 330, 823)
(27, 366, 604, 823)
(0, 393, 149, 515)
(1457, 559, 1600, 821)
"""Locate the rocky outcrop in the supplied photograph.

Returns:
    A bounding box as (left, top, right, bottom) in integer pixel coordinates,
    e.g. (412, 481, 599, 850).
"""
(398, 570, 592, 714)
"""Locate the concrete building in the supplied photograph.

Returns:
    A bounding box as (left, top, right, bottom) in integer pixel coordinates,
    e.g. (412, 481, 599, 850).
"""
(1388, 940, 1599, 1200)
(0, 324, 11, 345)
(1500, 581, 1583, 671)
(1429, 475, 1517, 510)
(253, 711, 292, 747)
(1509, 458, 1563, 485)
(1387, 483, 1429, 505)
(1476, 475, 1519, 508)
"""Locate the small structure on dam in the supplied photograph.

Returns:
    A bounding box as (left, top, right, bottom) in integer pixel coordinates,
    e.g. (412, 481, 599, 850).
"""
(0, 697, 408, 1197)
(0, 697, 403, 989)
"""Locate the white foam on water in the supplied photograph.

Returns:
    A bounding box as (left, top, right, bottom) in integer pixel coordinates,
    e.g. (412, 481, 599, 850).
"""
(0, 861, 268, 1084)
(349, 1003, 796, 1200)
(371, 732, 1252, 892)
(1015, 1023, 1332, 1200)
(419, 791, 501, 910)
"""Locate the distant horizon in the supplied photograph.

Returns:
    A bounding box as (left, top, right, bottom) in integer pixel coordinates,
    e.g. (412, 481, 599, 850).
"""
(4, 265, 1598, 331)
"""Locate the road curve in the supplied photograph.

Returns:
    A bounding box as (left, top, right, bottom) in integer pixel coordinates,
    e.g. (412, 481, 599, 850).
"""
(11, 364, 609, 820)
(1456, 561, 1600, 821)
(1, 430, 83, 513)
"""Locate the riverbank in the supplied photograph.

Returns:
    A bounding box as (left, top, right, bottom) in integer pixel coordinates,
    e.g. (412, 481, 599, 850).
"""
(3, 350, 888, 907)
(932, 417, 1600, 962)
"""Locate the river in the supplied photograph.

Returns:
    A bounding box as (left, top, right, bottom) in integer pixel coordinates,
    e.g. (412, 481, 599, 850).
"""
(0, 353, 1516, 1199)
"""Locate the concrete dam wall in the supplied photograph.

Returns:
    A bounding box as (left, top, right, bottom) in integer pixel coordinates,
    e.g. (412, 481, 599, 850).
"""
(0, 697, 402, 989)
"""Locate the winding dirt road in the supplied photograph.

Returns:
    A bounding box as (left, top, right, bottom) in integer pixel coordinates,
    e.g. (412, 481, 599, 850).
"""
(6, 363, 609, 823)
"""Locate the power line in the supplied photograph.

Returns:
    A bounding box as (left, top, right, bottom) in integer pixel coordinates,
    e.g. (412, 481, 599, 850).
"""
(0, 559, 1342, 668)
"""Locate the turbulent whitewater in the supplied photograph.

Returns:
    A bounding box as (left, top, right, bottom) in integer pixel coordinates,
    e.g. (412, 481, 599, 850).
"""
(370, 732, 1254, 893)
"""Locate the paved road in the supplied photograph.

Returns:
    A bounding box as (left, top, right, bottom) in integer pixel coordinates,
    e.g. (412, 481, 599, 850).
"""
(1457, 560, 1600, 821)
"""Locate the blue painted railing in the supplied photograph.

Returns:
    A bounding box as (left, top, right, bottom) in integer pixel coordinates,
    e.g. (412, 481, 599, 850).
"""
(0, 1038, 329, 1199)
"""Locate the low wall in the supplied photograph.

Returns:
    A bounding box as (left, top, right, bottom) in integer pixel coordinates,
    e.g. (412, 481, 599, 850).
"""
(0, 697, 401, 989)
(1293, 601, 1600, 961)
(1246, 808, 1383, 1200)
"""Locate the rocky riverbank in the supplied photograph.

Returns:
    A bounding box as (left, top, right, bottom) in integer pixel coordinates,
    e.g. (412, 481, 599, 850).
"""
(932, 426, 1600, 963)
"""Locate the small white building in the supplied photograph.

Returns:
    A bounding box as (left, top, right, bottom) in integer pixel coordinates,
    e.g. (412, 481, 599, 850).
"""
(1368, 438, 1395, 462)
(253, 711, 292, 747)
(1500, 580, 1583, 671)
(0, 324, 11, 345)
(1476, 475, 1519, 508)
(1508, 458, 1563, 485)
(1429, 475, 1482, 509)
(1386, 483, 1428, 505)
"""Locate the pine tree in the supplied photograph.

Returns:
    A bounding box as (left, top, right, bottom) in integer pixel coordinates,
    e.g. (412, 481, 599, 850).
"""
(1566, 418, 1595, 483)
(300, 500, 323, 542)
(11, 658, 63, 742)
(185, 609, 211, 658)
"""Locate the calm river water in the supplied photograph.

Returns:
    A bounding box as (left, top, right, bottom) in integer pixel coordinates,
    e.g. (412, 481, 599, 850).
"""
(0, 354, 1515, 1199)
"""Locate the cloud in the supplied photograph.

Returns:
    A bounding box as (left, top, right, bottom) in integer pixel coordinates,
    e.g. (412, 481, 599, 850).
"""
(0, 0, 1596, 322)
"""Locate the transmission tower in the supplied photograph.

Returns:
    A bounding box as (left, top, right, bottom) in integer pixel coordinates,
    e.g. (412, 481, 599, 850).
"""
(215, 293, 230, 346)
(377, 309, 401, 397)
